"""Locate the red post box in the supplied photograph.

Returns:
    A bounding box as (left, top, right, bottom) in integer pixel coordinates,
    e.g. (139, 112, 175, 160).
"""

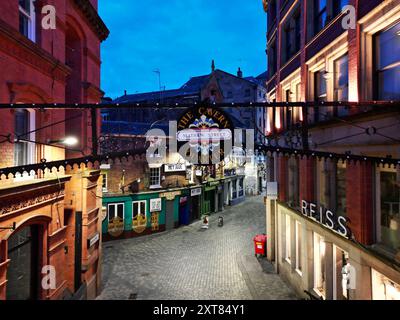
(253, 234, 267, 257)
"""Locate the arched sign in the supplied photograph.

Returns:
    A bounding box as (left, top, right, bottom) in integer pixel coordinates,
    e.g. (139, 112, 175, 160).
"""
(177, 106, 234, 162)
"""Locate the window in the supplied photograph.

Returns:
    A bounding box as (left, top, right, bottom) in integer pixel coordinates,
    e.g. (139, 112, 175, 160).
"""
(268, 39, 277, 78)
(232, 180, 237, 199)
(372, 269, 400, 300)
(374, 22, 400, 100)
(334, 54, 349, 103)
(313, 70, 327, 123)
(19, 0, 36, 41)
(283, 9, 301, 64)
(314, 0, 327, 34)
(333, 246, 349, 300)
(285, 214, 291, 263)
(267, 0, 277, 32)
(295, 221, 302, 274)
(313, 232, 326, 298)
(149, 167, 161, 188)
(238, 178, 244, 197)
(102, 173, 108, 192)
(378, 168, 400, 252)
(108, 203, 124, 223)
(132, 200, 146, 227)
(14, 109, 32, 167)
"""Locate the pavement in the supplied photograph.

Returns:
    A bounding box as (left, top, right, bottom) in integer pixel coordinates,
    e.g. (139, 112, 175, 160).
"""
(97, 195, 298, 300)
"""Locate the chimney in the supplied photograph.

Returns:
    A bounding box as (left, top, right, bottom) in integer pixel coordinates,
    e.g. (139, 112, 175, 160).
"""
(124, 90, 127, 96)
(211, 59, 215, 72)
(237, 67, 243, 78)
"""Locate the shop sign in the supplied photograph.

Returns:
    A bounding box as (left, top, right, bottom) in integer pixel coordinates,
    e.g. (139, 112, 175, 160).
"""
(266, 182, 278, 200)
(301, 200, 349, 238)
(160, 191, 181, 200)
(87, 232, 100, 248)
(195, 170, 202, 176)
(150, 198, 162, 212)
(191, 188, 202, 196)
(164, 164, 186, 172)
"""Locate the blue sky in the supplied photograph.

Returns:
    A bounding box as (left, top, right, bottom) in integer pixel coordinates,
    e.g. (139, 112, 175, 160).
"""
(99, 0, 267, 99)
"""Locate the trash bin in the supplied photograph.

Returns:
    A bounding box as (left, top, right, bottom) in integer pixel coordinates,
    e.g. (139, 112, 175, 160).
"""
(253, 234, 267, 257)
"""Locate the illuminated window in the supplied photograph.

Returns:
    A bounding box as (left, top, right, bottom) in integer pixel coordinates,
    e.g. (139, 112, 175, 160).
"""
(313, 232, 326, 298)
(285, 214, 291, 263)
(334, 54, 349, 103)
(19, 0, 36, 42)
(374, 21, 400, 100)
(372, 269, 400, 300)
(295, 221, 302, 275)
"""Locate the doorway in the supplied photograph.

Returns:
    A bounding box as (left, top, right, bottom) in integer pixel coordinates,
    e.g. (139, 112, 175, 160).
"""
(165, 200, 175, 230)
(6, 225, 39, 300)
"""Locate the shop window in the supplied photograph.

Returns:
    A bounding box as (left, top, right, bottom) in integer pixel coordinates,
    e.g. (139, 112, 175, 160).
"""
(133, 200, 146, 225)
(232, 180, 237, 199)
(149, 167, 161, 188)
(238, 178, 244, 197)
(374, 21, 400, 100)
(372, 269, 400, 300)
(378, 169, 400, 252)
(313, 232, 326, 298)
(19, 0, 36, 42)
(108, 203, 124, 223)
(334, 54, 349, 104)
(333, 246, 349, 300)
(285, 214, 291, 264)
(295, 221, 302, 275)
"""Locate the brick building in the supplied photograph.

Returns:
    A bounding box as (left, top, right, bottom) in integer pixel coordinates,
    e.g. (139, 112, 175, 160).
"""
(0, 0, 108, 299)
(262, 0, 400, 299)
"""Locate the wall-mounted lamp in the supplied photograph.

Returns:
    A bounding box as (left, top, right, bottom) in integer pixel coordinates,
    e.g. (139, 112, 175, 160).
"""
(47, 136, 79, 146)
(0, 222, 16, 231)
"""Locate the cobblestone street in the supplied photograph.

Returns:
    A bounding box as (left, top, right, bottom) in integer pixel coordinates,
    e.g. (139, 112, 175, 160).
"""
(97, 196, 298, 300)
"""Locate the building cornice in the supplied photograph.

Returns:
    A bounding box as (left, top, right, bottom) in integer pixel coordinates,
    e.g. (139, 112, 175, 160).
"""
(72, 0, 110, 42)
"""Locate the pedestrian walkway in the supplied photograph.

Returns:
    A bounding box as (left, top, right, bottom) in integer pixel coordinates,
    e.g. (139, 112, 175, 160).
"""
(97, 196, 298, 300)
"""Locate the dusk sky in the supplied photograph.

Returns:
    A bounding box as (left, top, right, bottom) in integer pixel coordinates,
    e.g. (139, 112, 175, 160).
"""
(99, 0, 267, 99)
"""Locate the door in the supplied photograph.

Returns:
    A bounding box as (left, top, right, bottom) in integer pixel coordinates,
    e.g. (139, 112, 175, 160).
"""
(190, 196, 200, 222)
(6, 225, 39, 300)
(165, 200, 175, 230)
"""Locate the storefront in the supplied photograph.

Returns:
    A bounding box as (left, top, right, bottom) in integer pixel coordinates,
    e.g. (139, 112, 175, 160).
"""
(102, 191, 181, 241)
(265, 199, 400, 300)
(189, 187, 202, 223)
(230, 175, 246, 206)
(203, 185, 216, 215)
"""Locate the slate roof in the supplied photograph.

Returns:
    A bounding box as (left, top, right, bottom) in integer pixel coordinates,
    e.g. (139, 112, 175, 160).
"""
(102, 121, 170, 136)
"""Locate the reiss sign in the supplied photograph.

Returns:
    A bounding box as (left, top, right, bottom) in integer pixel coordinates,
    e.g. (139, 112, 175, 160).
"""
(301, 200, 350, 239)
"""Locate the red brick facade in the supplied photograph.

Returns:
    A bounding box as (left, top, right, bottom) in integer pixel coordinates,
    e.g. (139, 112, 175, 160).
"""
(0, 0, 108, 300)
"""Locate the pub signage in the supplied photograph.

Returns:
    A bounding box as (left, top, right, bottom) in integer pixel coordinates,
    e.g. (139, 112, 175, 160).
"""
(164, 164, 186, 172)
(301, 200, 350, 238)
(176, 106, 234, 161)
(191, 188, 202, 196)
(87, 232, 100, 248)
(150, 198, 162, 212)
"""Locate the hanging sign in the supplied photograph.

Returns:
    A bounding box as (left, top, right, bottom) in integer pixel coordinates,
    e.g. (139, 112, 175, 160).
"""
(150, 198, 162, 212)
(164, 164, 186, 172)
(176, 106, 234, 162)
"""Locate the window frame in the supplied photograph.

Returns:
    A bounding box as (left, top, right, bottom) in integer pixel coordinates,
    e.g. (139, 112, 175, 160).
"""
(107, 203, 125, 224)
(132, 200, 147, 221)
(149, 167, 161, 188)
(295, 221, 303, 276)
(19, 0, 36, 42)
